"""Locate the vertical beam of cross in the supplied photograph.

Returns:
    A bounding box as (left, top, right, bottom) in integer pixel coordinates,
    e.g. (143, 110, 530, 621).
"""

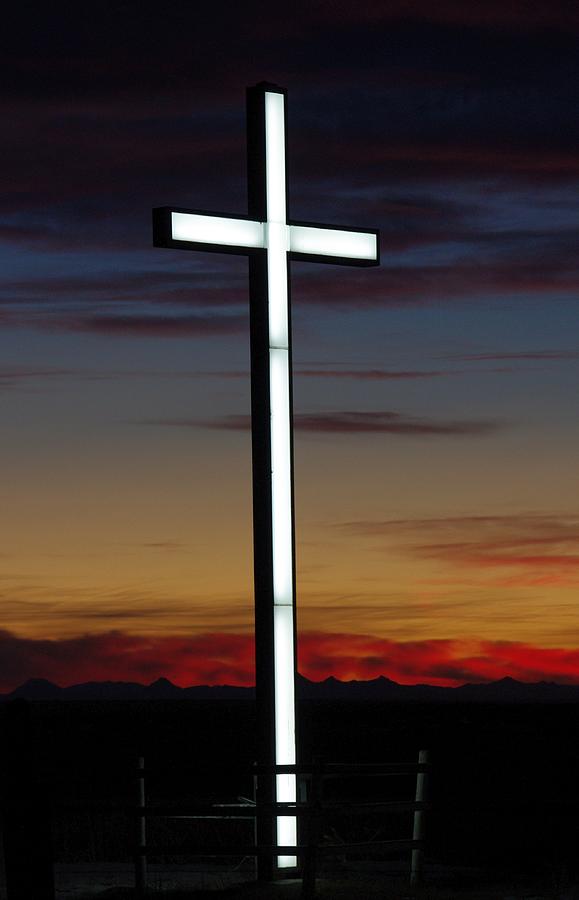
(153, 82, 379, 876)
(247, 86, 298, 871)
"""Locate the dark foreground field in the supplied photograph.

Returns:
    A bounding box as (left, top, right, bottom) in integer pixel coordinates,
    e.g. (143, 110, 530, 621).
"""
(3, 699, 579, 897)
(68, 868, 577, 900)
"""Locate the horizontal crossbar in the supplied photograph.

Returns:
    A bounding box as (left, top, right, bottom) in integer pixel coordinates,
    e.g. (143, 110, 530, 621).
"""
(135, 838, 422, 857)
(133, 800, 430, 818)
(153, 208, 379, 266)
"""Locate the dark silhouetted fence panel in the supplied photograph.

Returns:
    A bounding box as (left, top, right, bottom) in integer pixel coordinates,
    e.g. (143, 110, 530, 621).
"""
(134, 750, 430, 897)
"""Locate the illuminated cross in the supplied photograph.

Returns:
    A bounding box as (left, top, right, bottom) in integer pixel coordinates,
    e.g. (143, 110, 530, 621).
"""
(153, 82, 379, 875)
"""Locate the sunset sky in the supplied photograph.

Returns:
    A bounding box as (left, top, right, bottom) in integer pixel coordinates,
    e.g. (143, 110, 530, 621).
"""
(1, 1, 578, 690)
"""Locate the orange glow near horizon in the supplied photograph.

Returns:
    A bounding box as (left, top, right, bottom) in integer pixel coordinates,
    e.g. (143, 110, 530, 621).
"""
(2, 430, 577, 691)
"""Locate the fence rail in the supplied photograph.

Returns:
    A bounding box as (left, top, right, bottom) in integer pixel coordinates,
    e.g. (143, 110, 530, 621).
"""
(135, 838, 424, 856)
(134, 799, 430, 817)
(134, 751, 430, 898)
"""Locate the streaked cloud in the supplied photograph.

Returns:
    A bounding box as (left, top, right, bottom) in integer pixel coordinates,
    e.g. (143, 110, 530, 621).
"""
(42, 312, 248, 338)
(339, 512, 579, 535)
(442, 350, 579, 362)
(0, 367, 81, 389)
(193, 410, 503, 436)
(295, 368, 460, 380)
(340, 513, 579, 584)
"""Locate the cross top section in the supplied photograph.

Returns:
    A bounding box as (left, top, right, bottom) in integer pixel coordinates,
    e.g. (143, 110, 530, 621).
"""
(153, 84, 379, 270)
(153, 82, 379, 873)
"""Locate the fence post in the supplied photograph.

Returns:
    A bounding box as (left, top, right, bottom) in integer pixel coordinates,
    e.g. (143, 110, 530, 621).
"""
(255, 764, 275, 883)
(253, 765, 259, 881)
(302, 759, 323, 900)
(410, 749, 429, 887)
(135, 756, 147, 897)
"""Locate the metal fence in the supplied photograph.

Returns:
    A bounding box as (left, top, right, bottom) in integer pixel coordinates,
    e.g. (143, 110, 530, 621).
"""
(134, 750, 430, 898)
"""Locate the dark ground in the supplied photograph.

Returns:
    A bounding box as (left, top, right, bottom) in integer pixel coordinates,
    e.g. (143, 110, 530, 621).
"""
(3, 699, 579, 895)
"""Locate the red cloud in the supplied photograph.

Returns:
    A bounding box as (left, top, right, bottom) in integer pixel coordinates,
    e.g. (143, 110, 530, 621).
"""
(2, 628, 579, 693)
(298, 634, 579, 687)
(0, 630, 255, 693)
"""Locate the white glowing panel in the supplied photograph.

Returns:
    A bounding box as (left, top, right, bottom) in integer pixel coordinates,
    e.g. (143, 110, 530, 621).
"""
(274, 605, 297, 867)
(290, 224, 377, 260)
(171, 212, 264, 249)
(276, 807, 297, 869)
(269, 347, 293, 607)
(265, 92, 290, 349)
(266, 223, 290, 348)
(265, 92, 287, 224)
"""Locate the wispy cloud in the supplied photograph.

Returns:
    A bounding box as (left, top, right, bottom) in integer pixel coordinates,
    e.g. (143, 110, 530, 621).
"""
(41, 313, 248, 338)
(295, 368, 461, 380)
(193, 410, 503, 437)
(1, 269, 248, 306)
(0, 367, 81, 390)
(340, 513, 579, 585)
(291, 252, 579, 309)
(140, 541, 185, 551)
(442, 350, 579, 362)
(339, 513, 579, 535)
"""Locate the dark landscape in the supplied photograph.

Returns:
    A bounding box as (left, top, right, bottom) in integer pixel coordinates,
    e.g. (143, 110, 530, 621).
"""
(2, 679, 579, 898)
(6, 674, 579, 703)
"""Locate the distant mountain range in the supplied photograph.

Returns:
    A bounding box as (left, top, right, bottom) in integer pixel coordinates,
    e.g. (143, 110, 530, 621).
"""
(2, 674, 579, 702)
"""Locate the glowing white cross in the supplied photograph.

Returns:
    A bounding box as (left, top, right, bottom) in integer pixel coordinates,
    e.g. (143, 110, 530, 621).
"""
(154, 84, 378, 871)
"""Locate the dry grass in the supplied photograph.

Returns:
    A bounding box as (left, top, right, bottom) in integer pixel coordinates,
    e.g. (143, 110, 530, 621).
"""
(71, 873, 563, 900)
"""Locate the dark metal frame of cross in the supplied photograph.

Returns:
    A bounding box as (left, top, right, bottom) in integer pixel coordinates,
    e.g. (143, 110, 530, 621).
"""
(153, 81, 379, 878)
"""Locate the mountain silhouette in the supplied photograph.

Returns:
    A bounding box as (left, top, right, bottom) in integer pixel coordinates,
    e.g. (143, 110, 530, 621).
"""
(3, 675, 579, 702)
(9, 678, 63, 700)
